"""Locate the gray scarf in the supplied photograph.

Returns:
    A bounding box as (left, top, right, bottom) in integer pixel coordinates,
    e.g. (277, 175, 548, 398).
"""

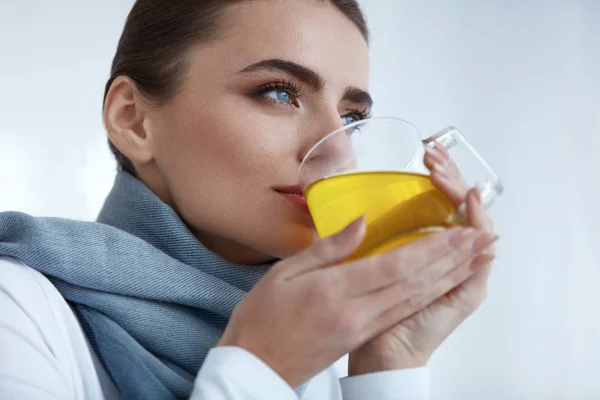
(0, 171, 304, 399)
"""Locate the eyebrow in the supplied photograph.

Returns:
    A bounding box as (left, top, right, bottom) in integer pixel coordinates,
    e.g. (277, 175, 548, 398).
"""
(240, 58, 373, 109)
(240, 59, 325, 90)
(342, 86, 373, 109)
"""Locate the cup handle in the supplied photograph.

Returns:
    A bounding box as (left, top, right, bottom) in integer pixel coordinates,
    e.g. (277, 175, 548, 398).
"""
(423, 126, 504, 210)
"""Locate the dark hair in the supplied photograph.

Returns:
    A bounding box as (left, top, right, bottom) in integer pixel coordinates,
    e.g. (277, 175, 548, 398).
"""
(104, 0, 369, 176)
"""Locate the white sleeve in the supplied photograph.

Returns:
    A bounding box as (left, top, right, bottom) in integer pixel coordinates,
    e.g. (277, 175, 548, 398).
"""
(190, 346, 299, 400)
(339, 368, 431, 400)
(0, 285, 72, 400)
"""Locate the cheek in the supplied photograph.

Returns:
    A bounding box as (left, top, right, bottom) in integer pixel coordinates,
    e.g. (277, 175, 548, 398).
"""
(149, 97, 315, 259)
(152, 96, 302, 209)
(176, 108, 295, 182)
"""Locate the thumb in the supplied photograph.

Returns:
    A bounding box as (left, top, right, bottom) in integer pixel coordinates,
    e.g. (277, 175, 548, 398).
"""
(288, 215, 366, 277)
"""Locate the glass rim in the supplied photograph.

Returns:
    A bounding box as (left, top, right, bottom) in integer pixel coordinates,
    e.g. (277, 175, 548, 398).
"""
(298, 116, 421, 178)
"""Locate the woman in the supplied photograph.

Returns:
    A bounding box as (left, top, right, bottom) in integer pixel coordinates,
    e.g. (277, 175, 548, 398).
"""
(0, 0, 497, 399)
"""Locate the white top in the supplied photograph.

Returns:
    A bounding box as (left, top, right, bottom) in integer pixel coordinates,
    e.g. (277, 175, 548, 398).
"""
(0, 256, 430, 400)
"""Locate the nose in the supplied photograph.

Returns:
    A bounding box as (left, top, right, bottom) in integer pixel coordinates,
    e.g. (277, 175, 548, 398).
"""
(298, 110, 357, 189)
(298, 110, 345, 163)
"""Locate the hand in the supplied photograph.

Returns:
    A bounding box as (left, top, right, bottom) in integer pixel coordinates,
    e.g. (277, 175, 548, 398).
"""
(219, 211, 495, 388)
(349, 143, 497, 375)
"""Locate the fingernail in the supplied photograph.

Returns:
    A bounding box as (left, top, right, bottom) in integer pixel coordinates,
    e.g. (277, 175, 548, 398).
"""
(449, 227, 476, 247)
(472, 232, 498, 253)
(471, 253, 496, 270)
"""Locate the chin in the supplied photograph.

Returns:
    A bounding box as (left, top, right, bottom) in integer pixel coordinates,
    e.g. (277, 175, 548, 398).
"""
(262, 223, 318, 260)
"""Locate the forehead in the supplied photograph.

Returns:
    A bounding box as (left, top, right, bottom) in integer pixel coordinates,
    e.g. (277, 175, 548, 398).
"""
(191, 0, 370, 90)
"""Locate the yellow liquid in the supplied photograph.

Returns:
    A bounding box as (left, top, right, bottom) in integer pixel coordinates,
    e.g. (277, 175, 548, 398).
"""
(305, 171, 463, 261)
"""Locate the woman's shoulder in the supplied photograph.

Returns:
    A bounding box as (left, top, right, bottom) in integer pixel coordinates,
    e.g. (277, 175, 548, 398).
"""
(0, 255, 66, 338)
(0, 256, 80, 341)
(0, 256, 120, 400)
(0, 255, 58, 304)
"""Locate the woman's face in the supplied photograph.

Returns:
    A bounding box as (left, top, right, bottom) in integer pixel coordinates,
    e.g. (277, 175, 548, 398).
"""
(141, 1, 370, 264)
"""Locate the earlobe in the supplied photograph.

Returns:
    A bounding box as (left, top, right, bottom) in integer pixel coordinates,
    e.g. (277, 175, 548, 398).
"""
(104, 76, 154, 164)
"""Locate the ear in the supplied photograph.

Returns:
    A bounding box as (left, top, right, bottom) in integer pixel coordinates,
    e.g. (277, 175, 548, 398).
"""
(103, 76, 154, 165)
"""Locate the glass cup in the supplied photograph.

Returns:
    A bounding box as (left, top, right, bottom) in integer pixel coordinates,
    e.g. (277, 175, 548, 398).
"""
(299, 117, 503, 261)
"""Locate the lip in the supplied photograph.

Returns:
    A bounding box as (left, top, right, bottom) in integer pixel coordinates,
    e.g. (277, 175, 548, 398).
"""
(275, 185, 310, 212)
(276, 184, 303, 194)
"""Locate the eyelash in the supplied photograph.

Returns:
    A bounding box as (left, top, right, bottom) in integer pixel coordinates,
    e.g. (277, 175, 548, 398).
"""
(343, 107, 372, 122)
(254, 79, 302, 106)
(253, 79, 372, 122)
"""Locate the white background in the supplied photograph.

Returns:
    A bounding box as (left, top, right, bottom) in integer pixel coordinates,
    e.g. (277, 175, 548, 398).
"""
(1, 1, 599, 399)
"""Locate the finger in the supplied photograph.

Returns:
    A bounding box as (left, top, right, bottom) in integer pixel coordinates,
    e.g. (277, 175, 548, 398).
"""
(284, 215, 366, 278)
(435, 141, 451, 160)
(391, 255, 495, 340)
(467, 189, 493, 232)
(424, 145, 448, 172)
(440, 256, 494, 316)
(363, 231, 496, 309)
(440, 191, 497, 315)
(362, 250, 495, 339)
(426, 143, 470, 208)
(465, 188, 496, 255)
(343, 227, 497, 298)
(466, 188, 487, 229)
(430, 168, 469, 208)
(336, 227, 471, 296)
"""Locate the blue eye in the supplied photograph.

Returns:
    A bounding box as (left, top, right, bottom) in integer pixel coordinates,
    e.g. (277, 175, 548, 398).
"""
(256, 81, 301, 107)
(341, 114, 360, 126)
(265, 89, 293, 104)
